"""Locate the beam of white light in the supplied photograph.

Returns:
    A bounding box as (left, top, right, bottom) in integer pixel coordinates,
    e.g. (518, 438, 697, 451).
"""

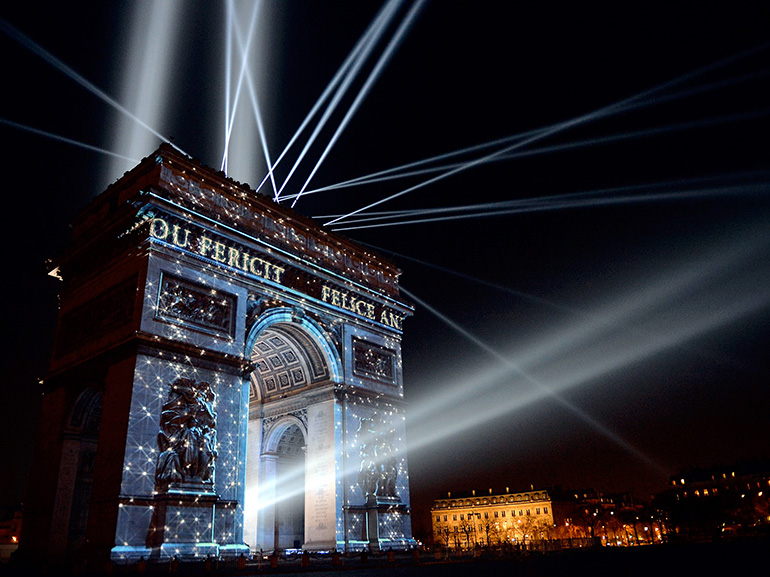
(221, 0, 234, 173)
(292, 0, 428, 208)
(300, 107, 770, 202)
(0, 17, 189, 159)
(331, 178, 769, 231)
(244, 68, 278, 198)
(252, 247, 769, 509)
(0, 118, 138, 162)
(221, 0, 266, 188)
(277, 0, 405, 202)
(402, 225, 770, 459)
(104, 2, 184, 180)
(324, 42, 770, 227)
(222, 0, 259, 168)
(627, 66, 770, 112)
(254, 0, 405, 197)
(277, 0, 404, 199)
(403, 222, 770, 422)
(247, 421, 412, 515)
(407, 276, 769, 457)
(228, 1, 278, 197)
(400, 286, 668, 474)
(278, 130, 536, 201)
(292, 65, 769, 200)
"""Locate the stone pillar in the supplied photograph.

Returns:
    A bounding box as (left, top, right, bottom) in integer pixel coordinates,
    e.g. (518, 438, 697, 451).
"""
(304, 401, 337, 550)
(256, 454, 278, 551)
(243, 417, 262, 550)
(365, 496, 381, 552)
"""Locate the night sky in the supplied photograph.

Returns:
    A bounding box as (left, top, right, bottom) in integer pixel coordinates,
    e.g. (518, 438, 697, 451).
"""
(2, 1, 769, 538)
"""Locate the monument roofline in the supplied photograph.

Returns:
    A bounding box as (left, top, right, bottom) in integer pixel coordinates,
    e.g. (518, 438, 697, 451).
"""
(68, 143, 402, 297)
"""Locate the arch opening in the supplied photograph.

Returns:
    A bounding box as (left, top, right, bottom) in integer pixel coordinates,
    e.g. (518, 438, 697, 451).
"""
(244, 316, 339, 552)
(51, 388, 103, 556)
(273, 424, 306, 550)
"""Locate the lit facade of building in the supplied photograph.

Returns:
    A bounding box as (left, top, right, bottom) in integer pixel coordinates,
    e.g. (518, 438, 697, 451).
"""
(431, 489, 554, 549)
(431, 486, 671, 549)
(19, 144, 417, 565)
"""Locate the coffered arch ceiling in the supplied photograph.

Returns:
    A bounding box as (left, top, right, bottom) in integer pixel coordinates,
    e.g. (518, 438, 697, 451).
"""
(249, 322, 331, 401)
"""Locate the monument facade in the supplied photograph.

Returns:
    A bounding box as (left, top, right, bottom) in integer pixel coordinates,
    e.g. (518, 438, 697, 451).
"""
(21, 144, 416, 563)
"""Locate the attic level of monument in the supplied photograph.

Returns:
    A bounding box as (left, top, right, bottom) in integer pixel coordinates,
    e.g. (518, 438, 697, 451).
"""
(67, 143, 401, 298)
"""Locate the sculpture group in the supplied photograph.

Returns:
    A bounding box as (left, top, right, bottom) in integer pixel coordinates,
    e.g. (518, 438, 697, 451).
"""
(155, 378, 218, 485)
(357, 416, 399, 500)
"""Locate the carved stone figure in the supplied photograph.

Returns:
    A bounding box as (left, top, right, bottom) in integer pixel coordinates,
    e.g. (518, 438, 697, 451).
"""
(155, 378, 218, 486)
(357, 418, 379, 497)
(357, 415, 398, 500)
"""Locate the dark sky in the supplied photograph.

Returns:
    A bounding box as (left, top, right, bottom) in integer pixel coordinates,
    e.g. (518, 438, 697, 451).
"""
(2, 1, 769, 538)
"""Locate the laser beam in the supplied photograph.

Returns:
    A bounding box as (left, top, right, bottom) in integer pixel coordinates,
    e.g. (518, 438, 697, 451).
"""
(323, 42, 770, 226)
(0, 17, 189, 159)
(298, 107, 770, 201)
(0, 118, 138, 162)
(278, 0, 405, 202)
(292, 0, 428, 207)
(254, 0, 405, 197)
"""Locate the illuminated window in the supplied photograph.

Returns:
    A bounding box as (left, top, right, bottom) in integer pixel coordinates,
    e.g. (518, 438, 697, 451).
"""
(484, 512, 488, 519)
(443, 515, 447, 522)
(536, 508, 540, 514)
(501, 511, 506, 517)
(494, 511, 499, 518)
(544, 507, 548, 514)
(453, 515, 457, 521)
(436, 515, 440, 522)
(460, 514, 464, 520)
(526, 509, 531, 516)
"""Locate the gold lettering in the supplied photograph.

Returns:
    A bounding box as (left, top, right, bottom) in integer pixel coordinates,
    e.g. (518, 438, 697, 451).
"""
(227, 247, 240, 267)
(171, 224, 190, 248)
(330, 289, 341, 307)
(321, 285, 331, 303)
(249, 256, 265, 277)
(271, 265, 285, 283)
(213, 242, 227, 262)
(199, 236, 213, 257)
(150, 218, 169, 240)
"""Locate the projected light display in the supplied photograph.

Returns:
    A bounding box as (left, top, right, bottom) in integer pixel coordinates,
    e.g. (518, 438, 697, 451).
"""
(3, 1, 769, 566)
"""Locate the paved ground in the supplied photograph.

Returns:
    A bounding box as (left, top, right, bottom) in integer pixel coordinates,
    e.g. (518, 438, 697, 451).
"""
(3, 540, 768, 577)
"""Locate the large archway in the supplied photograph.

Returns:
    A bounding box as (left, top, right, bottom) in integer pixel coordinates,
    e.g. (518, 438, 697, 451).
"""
(244, 313, 341, 552)
(26, 146, 415, 562)
(50, 387, 102, 556)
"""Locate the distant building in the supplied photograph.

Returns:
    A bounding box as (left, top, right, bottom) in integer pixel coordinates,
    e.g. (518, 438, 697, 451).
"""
(655, 458, 770, 542)
(431, 488, 555, 549)
(431, 486, 668, 550)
